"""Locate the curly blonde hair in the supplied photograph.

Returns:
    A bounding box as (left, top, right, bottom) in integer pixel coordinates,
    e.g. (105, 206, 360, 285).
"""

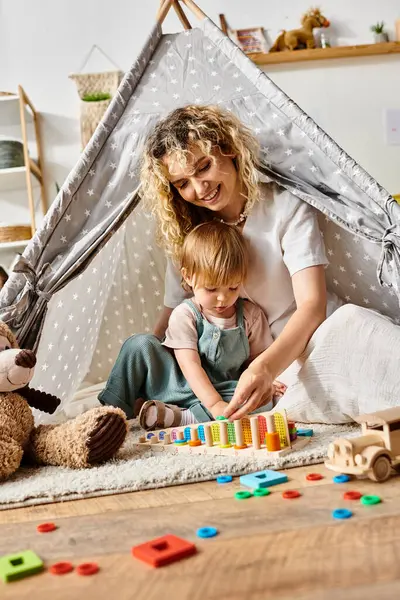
(140, 105, 260, 261)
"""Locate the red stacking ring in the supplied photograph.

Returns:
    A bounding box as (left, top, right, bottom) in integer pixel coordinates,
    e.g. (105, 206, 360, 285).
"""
(50, 561, 74, 575)
(282, 490, 301, 499)
(37, 522, 57, 533)
(306, 473, 323, 481)
(344, 490, 362, 501)
(76, 562, 99, 576)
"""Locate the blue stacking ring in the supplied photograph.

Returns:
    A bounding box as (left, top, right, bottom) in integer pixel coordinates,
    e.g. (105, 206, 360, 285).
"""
(146, 433, 155, 439)
(196, 527, 218, 538)
(332, 508, 353, 520)
(333, 474, 351, 484)
(216, 475, 233, 484)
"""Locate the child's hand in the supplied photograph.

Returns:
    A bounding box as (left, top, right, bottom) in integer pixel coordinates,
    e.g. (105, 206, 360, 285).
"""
(210, 400, 228, 420)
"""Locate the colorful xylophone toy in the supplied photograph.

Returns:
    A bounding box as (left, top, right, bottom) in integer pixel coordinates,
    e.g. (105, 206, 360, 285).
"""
(136, 409, 311, 457)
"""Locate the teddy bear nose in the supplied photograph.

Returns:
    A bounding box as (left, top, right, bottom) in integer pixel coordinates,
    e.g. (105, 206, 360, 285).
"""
(15, 349, 37, 369)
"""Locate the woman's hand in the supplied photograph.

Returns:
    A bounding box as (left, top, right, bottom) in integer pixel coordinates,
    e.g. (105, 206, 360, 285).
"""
(223, 363, 275, 421)
(153, 306, 173, 340)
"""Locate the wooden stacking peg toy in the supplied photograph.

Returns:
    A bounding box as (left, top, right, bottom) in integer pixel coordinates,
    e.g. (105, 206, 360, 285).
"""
(250, 416, 261, 450)
(189, 428, 202, 447)
(266, 414, 281, 452)
(174, 431, 187, 445)
(204, 424, 214, 447)
(136, 409, 310, 457)
(234, 419, 247, 450)
(219, 420, 232, 448)
(162, 433, 171, 445)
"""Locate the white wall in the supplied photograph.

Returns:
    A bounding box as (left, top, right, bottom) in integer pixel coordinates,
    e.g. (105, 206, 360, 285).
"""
(1, 0, 400, 259)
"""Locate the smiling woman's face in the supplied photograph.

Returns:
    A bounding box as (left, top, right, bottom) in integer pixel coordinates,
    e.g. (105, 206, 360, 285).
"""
(163, 145, 241, 214)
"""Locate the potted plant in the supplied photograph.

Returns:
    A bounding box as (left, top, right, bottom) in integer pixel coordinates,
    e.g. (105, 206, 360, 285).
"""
(370, 21, 389, 43)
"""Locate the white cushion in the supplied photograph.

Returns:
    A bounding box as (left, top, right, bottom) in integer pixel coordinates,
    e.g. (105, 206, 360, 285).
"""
(276, 304, 400, 423)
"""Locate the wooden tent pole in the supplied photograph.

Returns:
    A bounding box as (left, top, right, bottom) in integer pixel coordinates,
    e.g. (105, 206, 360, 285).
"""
(157, 0, 206, 26)
(157, 0, 173, 25)
(172, 1, 192, 29)
(179, 0, 207, 21)
(219, 13, 228, 35)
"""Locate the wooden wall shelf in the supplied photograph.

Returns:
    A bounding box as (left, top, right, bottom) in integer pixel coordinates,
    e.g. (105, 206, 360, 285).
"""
(249, 41, 400, 66)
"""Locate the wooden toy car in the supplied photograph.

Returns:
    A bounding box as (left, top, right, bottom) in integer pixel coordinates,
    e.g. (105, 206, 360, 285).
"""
(325, 407, 400, 482)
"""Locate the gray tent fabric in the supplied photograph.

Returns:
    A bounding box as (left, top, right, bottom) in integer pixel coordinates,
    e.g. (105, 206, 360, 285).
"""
(1, 16, 400, 412)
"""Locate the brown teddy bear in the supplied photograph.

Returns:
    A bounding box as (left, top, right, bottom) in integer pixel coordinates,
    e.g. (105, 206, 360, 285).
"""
(0, 320, 128, 480)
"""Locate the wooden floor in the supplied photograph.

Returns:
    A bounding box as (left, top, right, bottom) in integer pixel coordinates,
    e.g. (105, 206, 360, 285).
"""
(1, 463, 400, 599)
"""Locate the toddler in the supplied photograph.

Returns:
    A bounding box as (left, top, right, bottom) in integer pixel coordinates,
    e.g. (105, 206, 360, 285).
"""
(98, 221, 285, 428)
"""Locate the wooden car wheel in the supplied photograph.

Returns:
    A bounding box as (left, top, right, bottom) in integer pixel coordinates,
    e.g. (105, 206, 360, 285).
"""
(370, 455, 392, 482)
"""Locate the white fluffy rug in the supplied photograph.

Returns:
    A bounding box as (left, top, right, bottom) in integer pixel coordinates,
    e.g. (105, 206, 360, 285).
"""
(0, 421, 358, 510)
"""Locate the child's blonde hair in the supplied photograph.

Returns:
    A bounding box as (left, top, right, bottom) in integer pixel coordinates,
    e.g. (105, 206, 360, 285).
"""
(140, 105, 260, 261)
(180, 221, 248, 290)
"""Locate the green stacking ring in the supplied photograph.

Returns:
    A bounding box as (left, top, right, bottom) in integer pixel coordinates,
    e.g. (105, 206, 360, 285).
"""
(360, 495, 381, 505)
(234, 490, 253, 500)
(253, 488, 271, 497)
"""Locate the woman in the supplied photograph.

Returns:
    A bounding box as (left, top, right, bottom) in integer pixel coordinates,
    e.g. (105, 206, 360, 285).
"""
(141, 104, 341, 421)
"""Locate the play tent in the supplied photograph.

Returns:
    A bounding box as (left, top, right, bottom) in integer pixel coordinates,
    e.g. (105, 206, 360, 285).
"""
(1, 0, 400, 418)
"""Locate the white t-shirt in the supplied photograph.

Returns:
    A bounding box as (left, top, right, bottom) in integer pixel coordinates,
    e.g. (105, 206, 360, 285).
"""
(164, 182, 342, 339)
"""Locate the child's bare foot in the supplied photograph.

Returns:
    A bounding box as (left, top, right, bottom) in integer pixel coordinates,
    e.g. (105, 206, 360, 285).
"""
(138, 400, 198, 431)
(272, 380, 287, 398)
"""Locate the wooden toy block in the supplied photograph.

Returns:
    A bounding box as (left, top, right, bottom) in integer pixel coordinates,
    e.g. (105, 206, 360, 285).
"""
(135, 409, 310, 457)
(131, 534, 197, 568)
(0, 550, 44, 583)
(297, 428, 314, 437)
(239, 469, 288, 489)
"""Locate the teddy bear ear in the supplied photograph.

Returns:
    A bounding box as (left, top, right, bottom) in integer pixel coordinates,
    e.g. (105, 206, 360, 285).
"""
(0, 321, 19, 349)
(16, 386, 61, 414)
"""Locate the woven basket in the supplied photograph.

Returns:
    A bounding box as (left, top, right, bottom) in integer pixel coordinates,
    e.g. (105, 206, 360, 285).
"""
(0, 139, 25, 169)
(0, 225, 32, 243)
(69, 70, 123, 148)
